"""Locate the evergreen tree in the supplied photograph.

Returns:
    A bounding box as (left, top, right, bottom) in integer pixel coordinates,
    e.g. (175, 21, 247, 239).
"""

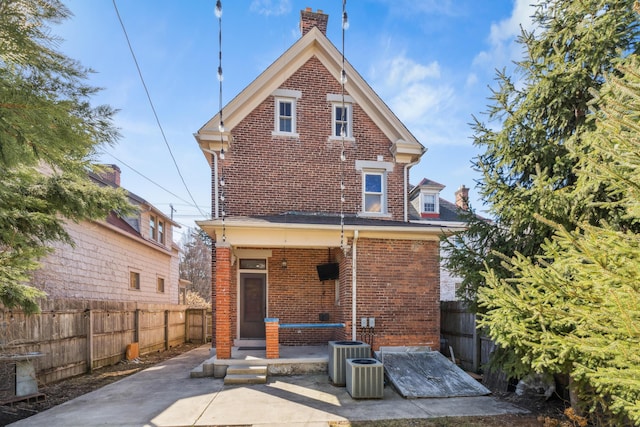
(0, 0, 130, 313)
(479, 54, 640, 426)
(443, 0, 640, 308)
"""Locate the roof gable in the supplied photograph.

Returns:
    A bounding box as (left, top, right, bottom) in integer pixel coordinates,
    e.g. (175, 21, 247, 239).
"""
(196, 26, 425, 163)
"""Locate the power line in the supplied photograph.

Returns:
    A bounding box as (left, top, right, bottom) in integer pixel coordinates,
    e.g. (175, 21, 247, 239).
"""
(112, 0, 207, 218)
(100, 149, 209, 214)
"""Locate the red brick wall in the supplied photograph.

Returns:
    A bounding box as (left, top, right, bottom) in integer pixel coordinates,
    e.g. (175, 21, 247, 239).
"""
(218, 56, 404, 220)
(249, 248, 343, 345)
(352, 238, 440, 350)
(224, 242, 440, 350)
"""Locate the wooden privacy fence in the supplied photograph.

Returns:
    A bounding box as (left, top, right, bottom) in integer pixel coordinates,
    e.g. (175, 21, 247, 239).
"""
(0, 299, 212, 386)
(440, 301, 495, 373)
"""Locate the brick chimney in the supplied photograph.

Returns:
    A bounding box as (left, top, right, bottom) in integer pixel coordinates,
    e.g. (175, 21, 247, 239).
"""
(300, 7, 328, 36)
(99, 164, 121, 187)
(455, 185, 469, 210)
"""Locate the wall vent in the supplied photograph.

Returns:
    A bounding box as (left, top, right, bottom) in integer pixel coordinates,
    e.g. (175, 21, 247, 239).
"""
(328, 341, 370, 386)
(346, 358, 384, 399)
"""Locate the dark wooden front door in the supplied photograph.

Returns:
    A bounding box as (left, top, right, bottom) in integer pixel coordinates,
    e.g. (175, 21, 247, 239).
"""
(240, 273, 266, 339)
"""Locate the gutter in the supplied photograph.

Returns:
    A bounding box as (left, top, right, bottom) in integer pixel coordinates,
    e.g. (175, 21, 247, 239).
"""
(201, 148, 220, 219)
(404, 159, 420, 222)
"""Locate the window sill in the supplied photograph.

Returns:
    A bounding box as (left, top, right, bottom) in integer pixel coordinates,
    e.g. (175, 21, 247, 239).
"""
(357, 212, 392, 219)
(328, 135, 355, 143)
(272, 131, 300, 138)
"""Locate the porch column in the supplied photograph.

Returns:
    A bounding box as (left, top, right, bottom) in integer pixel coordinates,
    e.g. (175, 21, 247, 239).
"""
(215, 243, 232, 359)
(265, 318, 280, 359)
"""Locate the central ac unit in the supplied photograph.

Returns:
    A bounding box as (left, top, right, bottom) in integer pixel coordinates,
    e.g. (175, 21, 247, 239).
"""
(346, 358, 384, 399)
(328, 340, 370, 386)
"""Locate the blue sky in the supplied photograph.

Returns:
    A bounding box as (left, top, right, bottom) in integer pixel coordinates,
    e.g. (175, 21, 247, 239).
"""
(55, 0, 537, 240)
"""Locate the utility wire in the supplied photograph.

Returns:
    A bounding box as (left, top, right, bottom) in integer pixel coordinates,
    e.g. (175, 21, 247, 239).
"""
(112, 0, 207, 218)
(100, 149, 209, 214)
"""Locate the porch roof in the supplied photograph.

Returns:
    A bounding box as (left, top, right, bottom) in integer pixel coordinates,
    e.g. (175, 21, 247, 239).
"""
(197, 212, 465, 247)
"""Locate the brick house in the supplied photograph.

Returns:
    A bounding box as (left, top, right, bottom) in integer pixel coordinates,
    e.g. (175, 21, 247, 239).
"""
(32, 164, 182, 304)
(196, 9, 465, 359)
(409, 179, 469, 301)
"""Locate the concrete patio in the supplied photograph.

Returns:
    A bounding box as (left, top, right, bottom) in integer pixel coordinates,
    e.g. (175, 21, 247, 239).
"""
(9, 344, 529, 427)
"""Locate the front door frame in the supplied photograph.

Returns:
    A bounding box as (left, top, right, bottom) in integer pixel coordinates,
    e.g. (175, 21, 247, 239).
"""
(239, 272, 267, 339)
(236, 254, 269, 340)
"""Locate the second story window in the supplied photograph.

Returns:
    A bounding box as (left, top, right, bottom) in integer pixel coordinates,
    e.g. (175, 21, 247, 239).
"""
(149, 214, 166, 244)
(363, 171, 384, 213)
(355, 160, 393, 218)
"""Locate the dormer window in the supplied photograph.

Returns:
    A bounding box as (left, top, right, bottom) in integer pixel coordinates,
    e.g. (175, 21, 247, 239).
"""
(420, 192, 440, 216)
(272, 89, 301, 137)
(149, 214, 166, 245)
(423, 194, 436, 213)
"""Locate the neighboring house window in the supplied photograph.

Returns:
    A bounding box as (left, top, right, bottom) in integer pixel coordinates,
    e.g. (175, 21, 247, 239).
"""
(157, 277, 165, 293)
(333, 103, 352, 138)
(272, 89, 301, 137)
(423, 194, 436, 213)
(363, 171, 384, 213)
(158, 220, 165, 245)
(420, 192, 440, 215)
(149, 215, 156, 240)
(149, 214, 166, 244)
(130, 271, 140, 290)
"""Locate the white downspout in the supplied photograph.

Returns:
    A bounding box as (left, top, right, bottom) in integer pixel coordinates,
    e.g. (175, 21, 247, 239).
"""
(404, 160, 420, 222)
(201, 148, 219, 219)
(351, 229, 359, 340)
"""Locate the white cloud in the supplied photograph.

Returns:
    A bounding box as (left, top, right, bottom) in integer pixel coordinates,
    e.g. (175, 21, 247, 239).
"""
(369, 52, 458, 144)
(472, 0, 538, 70)
(249, 0, 291, 17)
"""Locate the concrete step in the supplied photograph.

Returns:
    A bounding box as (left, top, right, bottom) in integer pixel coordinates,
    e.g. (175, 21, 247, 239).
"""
(226, 365, 268, 375)
(224, 373, 268, 385)
(190, 356, 216, 378)
(224, 365, 268, 385)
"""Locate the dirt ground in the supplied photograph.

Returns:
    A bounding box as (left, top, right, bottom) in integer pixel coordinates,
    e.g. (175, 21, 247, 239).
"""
(0, 343, 569, 426)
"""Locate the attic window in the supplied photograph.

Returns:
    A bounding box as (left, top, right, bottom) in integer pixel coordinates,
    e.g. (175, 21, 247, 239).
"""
(331, 103, 353, 139)
(421, 192, 440, 215)
(149, 214, 166, 244)
(272, 89, 301, 137)
(423, 194, 436, 213)
(327, 94, 355, 141)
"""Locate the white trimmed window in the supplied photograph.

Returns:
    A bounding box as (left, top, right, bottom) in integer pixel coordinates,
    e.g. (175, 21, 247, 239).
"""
(332, 103, 352, 138)
(327, 94, 355, 141)
(275, 98, 295, 134)
(423, 194, 436, 213)
(363, 171, 385, 213)
(272, 89, 301, 137)
(421, 192, 440, 215)
(355, 160, 393, 217)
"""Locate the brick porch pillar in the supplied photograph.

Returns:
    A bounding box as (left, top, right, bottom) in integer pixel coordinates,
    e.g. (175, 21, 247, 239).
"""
(215, 243, 232, 359)
(265, 318, 279, 359)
